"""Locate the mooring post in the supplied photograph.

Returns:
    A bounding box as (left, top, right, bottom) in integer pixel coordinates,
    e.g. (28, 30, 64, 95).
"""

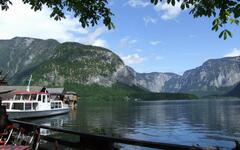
(78, 136, 115, 150)
(234, 140, 240, 150)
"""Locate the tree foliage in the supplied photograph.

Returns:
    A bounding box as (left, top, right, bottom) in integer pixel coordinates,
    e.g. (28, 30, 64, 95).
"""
(150, 0, 240, 39)
(0, 0, 115, 29)
(1, 0, 240, 39)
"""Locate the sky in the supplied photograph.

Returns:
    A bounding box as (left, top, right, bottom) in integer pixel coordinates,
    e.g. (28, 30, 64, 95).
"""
(0, 0, 240, 75)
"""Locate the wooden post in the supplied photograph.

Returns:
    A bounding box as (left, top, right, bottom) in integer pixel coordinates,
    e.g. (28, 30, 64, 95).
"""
(234, 141, 240, 150)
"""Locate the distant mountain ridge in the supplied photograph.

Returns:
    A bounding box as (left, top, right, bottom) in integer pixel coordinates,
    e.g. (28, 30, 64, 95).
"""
(0, 37, 239, 97)
(134, 56, 240, 96)
(177, 57, 240, 96)
(133, 72, 181, 92)
(226, 82, 240, 97)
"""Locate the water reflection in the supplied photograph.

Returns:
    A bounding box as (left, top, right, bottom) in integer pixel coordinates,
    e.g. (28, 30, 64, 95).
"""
(29, 99, 240, 149)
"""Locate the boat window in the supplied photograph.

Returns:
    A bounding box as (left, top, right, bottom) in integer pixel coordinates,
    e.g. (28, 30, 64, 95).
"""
(43, 95, 46, 103)
(54, 102, 57, 108)
(52, 102, 58, 108)
(59, 102, 62, 108)
(33, 103, 38, 110)
(30, 94, 37, 101)
(51, 102, 54, 109)
(22, 94, 30, 101)
(12, 103, 24, 110)
(25, 103, 32, 110)
(37, 95, 41, 101)
(50, 102, 62, 109)
(2, 102, 10, 109)
(47, 95, 50, 102)
(15, 94, 21, 100)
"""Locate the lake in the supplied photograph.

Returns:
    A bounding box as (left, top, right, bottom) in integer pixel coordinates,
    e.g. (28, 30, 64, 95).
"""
(28, 99, 240, 149)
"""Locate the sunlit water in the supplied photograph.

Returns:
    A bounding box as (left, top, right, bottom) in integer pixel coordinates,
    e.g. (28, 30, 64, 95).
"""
(28, 99, 240, 149)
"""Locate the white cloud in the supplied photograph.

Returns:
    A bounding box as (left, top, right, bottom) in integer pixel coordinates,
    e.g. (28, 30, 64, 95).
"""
(119, 36, 137, 48)
(80, 26, 108, 47)
(143, 16, 157, 26)
(127, 0, 150, 7)
(92, 39, 108, 47)
(150, 40, 162, 45)
(0, 0, 108, 47)
(122, 54, 146, 65)
(154, 1, 182, 20)
(224, 48, 240, 57)
(127, 0, 183, 21)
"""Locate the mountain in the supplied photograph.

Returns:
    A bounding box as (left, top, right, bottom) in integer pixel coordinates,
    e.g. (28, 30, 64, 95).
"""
(1, 37, 239, 98)
(30, 42, 134, 87)
(0, 37, 60, 84)
(134, 72, 181, 92)
(177, 57, 240, 96)
(226, 82, 240, 97)
(136, 57, 240, 96)
(0, 37, 197, 100)
(0, 37, 133, 87)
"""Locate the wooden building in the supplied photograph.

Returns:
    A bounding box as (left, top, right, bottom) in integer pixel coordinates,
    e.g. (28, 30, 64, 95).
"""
(46, 88, 78, 110)
(46, 88, 65, 101)
(64, 91, 78, 110)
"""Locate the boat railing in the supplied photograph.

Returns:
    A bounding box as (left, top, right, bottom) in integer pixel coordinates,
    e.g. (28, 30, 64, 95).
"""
(10, 119, 240, 150)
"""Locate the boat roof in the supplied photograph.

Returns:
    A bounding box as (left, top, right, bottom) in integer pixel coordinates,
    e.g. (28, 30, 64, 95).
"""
(46, 88, 64, 94)
(0, 86, 43, 92)
(15, 90, 49, 95)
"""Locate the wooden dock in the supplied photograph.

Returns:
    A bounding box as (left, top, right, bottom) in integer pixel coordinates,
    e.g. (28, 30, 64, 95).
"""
(10, 120, 240, 150)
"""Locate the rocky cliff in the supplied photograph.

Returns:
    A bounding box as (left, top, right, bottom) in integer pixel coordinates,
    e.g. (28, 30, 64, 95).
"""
(25, 42, 134, 87)
(0, 37, 60, 84)
(120, 57, 240, 96)
(134, 72, 181, 92)
(177, 57, 240, 95)
(0, 37, 239, 97)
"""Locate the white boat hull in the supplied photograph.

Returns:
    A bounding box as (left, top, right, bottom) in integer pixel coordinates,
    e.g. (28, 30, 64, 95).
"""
(7, 108, 70, 119)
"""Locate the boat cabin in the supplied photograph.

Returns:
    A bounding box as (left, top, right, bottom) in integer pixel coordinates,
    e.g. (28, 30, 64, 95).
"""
(2, 91, 63, 111)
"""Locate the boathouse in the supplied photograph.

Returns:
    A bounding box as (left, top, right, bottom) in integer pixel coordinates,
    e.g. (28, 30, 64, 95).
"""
(46, 88, 78, 109)
(46, 88, 65, 101)
(64, 91, 78, 109)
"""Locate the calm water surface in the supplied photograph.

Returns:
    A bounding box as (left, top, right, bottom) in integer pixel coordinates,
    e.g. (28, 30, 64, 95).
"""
(29, 99, 240, 149)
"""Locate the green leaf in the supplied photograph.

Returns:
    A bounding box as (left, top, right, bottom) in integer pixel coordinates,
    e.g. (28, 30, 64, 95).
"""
(226, 30, 232, 38)
(235, 20, 240, 25)
(219, 31, 224, 39)
(150, 0, 158, 5)
(229, 18, 236, 24)
(180, 3, 185, 9)
(223, 31, 227, 40)
(211, 25, 218, 31)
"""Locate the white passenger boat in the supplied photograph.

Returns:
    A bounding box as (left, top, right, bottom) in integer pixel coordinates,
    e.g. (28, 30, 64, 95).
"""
(1, 90, 70, 119)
